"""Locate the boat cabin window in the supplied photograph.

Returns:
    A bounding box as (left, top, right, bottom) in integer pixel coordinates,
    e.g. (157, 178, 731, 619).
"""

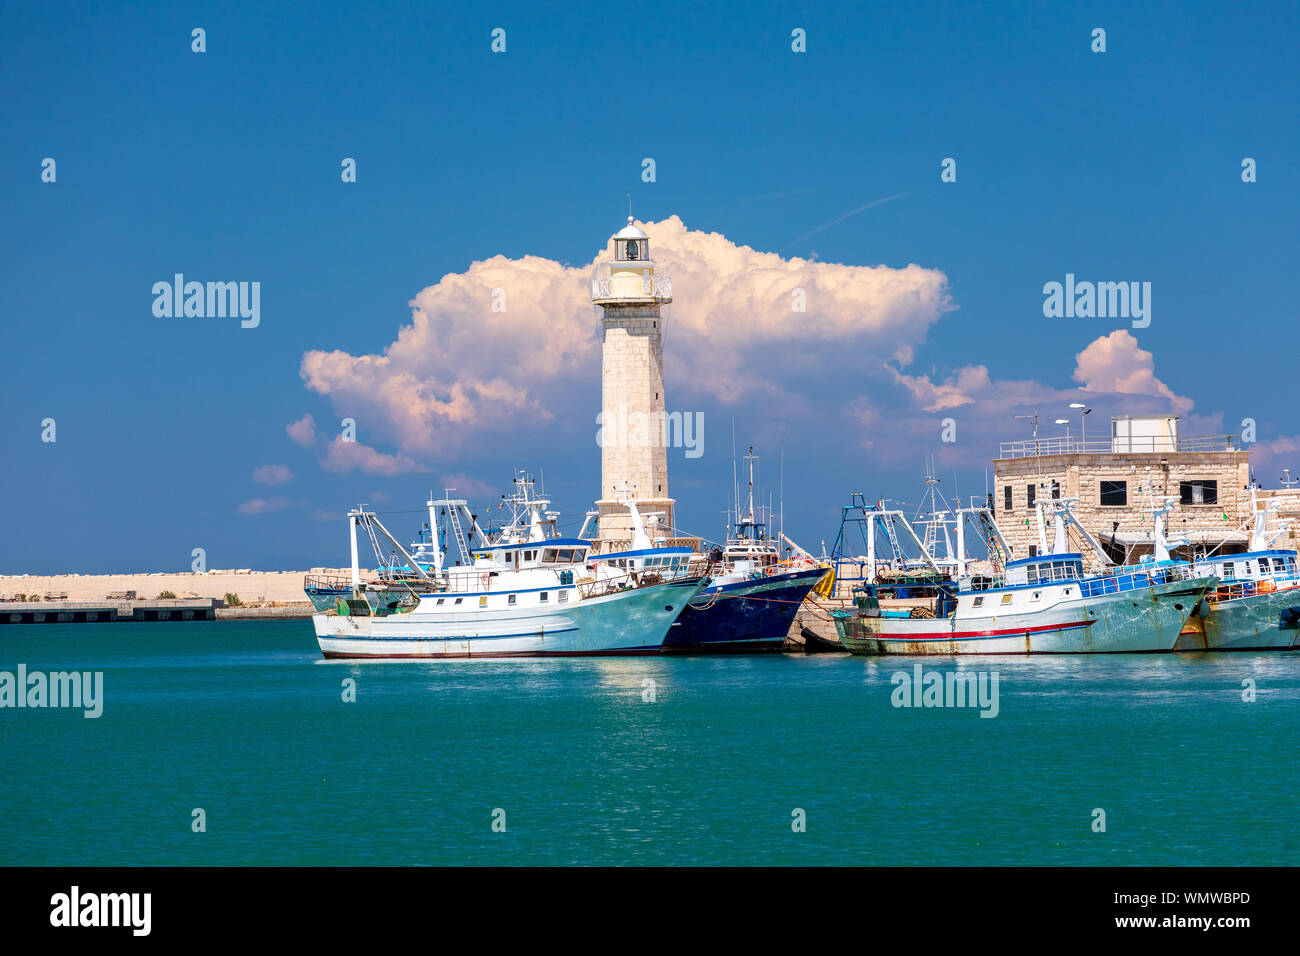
(479, 596, 488, 607)
(540, 592, 548, 602)
(1222, 562, 1234, 578)
(542, 549, 557, 563)
(508, 594, 517, 605)
(558, 591, 568, 603)
(1259, 557, 1270, 573)
(972, 596, 984, 608)
(454, 598, 463, 605)
(436, 598, 445, 605)
(1000, 594, 1013, 605)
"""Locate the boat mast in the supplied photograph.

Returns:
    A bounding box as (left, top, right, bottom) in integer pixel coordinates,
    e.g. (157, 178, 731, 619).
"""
(426, 493, 444, 573)
(348, 509, 361, 588)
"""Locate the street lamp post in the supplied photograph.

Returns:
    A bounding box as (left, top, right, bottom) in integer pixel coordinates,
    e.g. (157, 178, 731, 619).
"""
(1069, 403, 1092, 450)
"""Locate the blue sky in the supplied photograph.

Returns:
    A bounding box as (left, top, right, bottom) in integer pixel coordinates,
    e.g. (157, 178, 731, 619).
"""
(2, 0, 1297, 573)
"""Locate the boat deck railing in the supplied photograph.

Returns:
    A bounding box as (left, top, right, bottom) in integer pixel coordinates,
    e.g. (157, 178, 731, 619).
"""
(304, 573, 352, 592)
(969, 561, 1204, 597)
(576, 566, 702, 599)
(1078, 563, 1201, 597)
(1210, 576, 1300, 603)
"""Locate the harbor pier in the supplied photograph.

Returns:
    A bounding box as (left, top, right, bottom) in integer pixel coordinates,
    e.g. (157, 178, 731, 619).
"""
(0, 598, 219, 625)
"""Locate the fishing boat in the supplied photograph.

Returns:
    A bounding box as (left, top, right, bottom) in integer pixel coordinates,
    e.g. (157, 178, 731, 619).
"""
(833, 498, 1216, 654)
(1174, 489, 1300, 650)
(665, 447, 827, 653)
(309, 479, 708, 659)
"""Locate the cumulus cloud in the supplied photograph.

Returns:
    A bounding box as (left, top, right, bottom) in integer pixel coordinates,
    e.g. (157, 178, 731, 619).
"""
(873, 331, 1198, 466)
(321, 436, 426, 476)
(889, 331, 1191, 418)
(298, 215, 952, 457)
(1072, 331, 1193, 414)
(253, 464, 293, 486)
(1248, 434, 1300, 474)
(286, 414, 318, 447)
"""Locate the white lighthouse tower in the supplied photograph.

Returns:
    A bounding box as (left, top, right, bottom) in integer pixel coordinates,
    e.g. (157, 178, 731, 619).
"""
(592, 216, 675, 548)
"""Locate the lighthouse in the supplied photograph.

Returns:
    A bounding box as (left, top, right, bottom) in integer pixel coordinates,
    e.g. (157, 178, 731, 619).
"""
(592, 216, 675, 548)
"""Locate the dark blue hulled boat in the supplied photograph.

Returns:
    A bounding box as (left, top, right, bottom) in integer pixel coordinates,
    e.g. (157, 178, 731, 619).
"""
(663, 446, 827, 652)
(665, 565, 827, 652)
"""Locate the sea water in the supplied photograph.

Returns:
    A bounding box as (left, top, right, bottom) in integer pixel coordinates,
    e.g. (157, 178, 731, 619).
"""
(1, 621, 1296, 866)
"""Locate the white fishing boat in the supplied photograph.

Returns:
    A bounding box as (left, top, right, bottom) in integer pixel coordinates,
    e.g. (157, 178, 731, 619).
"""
(834, 498, 1216, 654)
(1177, 488, 1300, 650)
(310, 480, 708, 659)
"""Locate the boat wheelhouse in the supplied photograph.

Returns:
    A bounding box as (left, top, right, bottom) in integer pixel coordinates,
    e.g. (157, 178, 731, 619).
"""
(586, 492, 695, 583)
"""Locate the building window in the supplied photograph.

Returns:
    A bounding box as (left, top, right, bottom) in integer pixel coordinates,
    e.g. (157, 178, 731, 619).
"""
(1028, 544, 1039, 557)
(1050, 480, 1061, 500)
(1180, 480, 1218, 505)
(1100, 481, 1128, 506)
(1026, 485, 1036, 510)
(1003, 486, 1012, 512)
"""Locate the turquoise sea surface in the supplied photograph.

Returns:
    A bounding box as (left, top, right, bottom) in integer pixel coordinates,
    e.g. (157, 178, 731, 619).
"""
(2, 621, 1297, 866)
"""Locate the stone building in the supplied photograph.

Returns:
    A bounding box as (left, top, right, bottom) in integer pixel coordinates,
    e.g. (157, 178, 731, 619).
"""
(992, 415, 1251, 569)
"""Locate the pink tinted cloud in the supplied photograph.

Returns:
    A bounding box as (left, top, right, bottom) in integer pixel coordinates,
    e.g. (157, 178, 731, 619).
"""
(321, 436, 426, 476)
(286, 414, 318, 447)
(253, 464, 293, 486)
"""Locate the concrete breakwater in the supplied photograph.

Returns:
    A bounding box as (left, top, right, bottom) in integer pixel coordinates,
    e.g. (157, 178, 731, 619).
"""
(0, 569, 356, 605)
(2, 598, 219, 624)
(0, 570, 347, 624)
